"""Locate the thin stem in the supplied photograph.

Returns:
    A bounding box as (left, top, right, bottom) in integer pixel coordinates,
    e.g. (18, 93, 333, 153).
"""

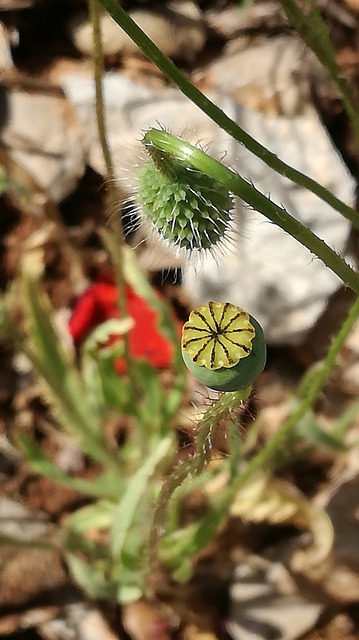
(88, 0, 129, 342)
(147, 387, 251, 578)
(278, 0, 359, 152)
(191, 292, 359, 546)
(235, 292, 359, 485)
(144, 130, 359, 294)
(97, 0, 359, 231)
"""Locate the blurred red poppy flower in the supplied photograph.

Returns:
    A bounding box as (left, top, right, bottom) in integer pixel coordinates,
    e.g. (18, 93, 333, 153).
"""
(68, 274, 175, 371)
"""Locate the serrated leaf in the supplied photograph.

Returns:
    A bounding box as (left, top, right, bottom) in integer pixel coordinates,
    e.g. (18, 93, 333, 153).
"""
(134, 361, 163, 432)
(160, 522, 202, 565)
(111, 437, 173, 557)
(98, 356, 131, 409)
(104, 237, 185, 383)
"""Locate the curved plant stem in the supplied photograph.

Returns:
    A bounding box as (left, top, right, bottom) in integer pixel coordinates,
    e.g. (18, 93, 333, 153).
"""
(147, 387, 251, 579)
(182, 292, 359, 550)
(97, 0, 359, 230)
(88, 0, 128, 341)
(144, 129, 359, 294)
(231, 292, 359, 487)
(279, 0, 359, 152)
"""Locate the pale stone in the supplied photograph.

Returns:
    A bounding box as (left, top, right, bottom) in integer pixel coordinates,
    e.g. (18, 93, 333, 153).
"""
(60, 70, 355, 343)
(227, 558, 322, 640)
(39, 605, 119, 640)
(0, 89, 86, 201)
(204, 36, 308, 116)
(68, 1, 206, 63)
(183, 104, 355, 344)
(68, 8, 133, 58)
(0, 21, 14, 70)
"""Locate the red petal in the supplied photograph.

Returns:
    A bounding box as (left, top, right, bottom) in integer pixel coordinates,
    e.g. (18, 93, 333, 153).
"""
(69, 277, 175, 370)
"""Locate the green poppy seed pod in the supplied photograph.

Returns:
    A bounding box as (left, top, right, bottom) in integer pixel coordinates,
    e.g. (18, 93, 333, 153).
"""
(137, 129, 234, 259)
(181, 301, 266, 392)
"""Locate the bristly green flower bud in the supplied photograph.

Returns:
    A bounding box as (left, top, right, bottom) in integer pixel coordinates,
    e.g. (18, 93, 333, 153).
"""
(181, 301, 266, 392)
(136, 129, 234, 259)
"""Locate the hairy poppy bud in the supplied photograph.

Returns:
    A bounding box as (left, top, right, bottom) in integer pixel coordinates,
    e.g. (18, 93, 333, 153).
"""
(137, 129, 234, 260)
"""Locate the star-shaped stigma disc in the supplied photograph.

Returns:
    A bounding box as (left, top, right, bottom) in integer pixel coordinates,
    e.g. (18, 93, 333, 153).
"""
(181, 301, 255, 370)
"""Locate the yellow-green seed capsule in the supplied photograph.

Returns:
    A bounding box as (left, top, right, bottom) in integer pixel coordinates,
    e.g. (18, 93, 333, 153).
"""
(181, 301, 266, 392)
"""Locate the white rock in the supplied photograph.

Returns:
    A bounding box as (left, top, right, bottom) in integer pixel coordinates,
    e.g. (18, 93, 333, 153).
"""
(0, 498, 50, 539)
(68, 9, 133, 58)
(39, 604, 119, 640)
(0, 21, 14, 70)
(227, 558, 322, 640)
(68, 1, 206, 63)
(184, 104, 355, 343)
(60, 69, 355, 343)
(0, 89, 86, 201)
(204, 35, 310, 117)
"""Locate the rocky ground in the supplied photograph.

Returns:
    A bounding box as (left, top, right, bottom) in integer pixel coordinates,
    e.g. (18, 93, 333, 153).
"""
(1, 1, 359, 639)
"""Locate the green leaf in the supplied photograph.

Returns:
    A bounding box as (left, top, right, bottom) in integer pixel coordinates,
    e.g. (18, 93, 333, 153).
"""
(66, 501, 116, 534)
(159, 522, 202, 565)
(82, 319, 134, 412)
(18, 435, 120, 499)
(117, 585, 143, 604)
(161, 504, 229, 572)
(134, 361, 164, 432)
(172, 557, 193, 583)
(98, 355, 131, 409)
(17, 274, 120, 468)
(80, 351, 107, 418)
(111, 437, 173, 557)
(296, 410, 348, 451)
(83, 318, 134, 353)
(66, 553, 117, 599)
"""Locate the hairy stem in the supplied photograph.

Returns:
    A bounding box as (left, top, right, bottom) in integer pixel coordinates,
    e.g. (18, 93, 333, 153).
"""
(147, 387, 251, 580)
(97, 0, 359, 230)
(182, 292, 359, 552)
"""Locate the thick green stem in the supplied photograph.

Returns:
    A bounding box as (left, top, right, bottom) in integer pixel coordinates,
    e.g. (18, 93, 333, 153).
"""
(97, 0, 359, 230)
(144, 129, 359, 294)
